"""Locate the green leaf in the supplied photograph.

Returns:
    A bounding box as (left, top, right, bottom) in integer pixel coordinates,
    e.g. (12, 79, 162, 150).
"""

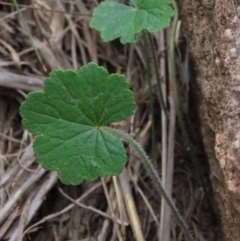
(20, 63, 136, 185)
(89, 0, 174, 44)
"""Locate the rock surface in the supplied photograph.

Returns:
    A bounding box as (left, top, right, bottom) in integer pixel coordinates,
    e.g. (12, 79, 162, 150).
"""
(180, 1, 240, 240)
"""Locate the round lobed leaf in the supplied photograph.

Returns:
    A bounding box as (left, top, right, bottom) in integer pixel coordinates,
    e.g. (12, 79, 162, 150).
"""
(89, 0, 174, 44)
(20, 62, 136, 185)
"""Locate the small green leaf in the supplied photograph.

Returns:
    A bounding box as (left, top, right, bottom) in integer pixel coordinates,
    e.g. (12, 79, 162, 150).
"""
(20, 63, 136, 185)
(89, 0, 174, 44)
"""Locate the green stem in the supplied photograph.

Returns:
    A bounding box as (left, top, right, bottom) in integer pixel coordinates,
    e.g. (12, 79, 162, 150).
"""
(12, 0, 45, 71)
(102, 126, 194, 241)
(142, 31, 156, 163)
(145, 30, 168, 117)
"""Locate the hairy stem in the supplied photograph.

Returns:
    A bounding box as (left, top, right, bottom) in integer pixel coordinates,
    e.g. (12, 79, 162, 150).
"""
(102, 126, 194, 241)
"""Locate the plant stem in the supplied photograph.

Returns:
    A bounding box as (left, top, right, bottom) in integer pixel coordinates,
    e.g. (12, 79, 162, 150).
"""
(102, 126, 194, 241)
(145, 30, 168, 117)
(12, 0, 46, 71)
(170, 0, 211, 214)
(169, 1, 181, 125)
(142, 31, 156, 163)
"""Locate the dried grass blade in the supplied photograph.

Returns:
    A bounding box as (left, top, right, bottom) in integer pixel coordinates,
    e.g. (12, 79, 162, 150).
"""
(119, 169, 145, 241)
(12, 0, 46, 71)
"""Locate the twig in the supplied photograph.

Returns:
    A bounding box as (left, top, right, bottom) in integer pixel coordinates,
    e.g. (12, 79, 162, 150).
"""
(156, 30, 169, 241)
(119, 169, 145, 241)
(22, 182, 102, 238)
(0, 168, 45, 227)
(58, 187, 115, 221)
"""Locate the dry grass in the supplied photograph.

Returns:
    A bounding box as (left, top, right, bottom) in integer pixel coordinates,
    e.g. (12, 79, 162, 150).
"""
(0, 1, 222, 241)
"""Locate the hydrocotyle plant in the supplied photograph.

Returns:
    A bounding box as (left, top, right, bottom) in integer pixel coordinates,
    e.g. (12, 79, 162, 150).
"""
(89, 1, 194, 240)
(19, 0, 194, 239)
(89, 0, 174, 44)
(20, 62, 193, 241)
(90, 0, 174, 116)
(20, 63, 136, 185)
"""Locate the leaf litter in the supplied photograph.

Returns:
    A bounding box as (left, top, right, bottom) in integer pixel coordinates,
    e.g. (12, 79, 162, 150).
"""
(0, 0, 221, 240)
